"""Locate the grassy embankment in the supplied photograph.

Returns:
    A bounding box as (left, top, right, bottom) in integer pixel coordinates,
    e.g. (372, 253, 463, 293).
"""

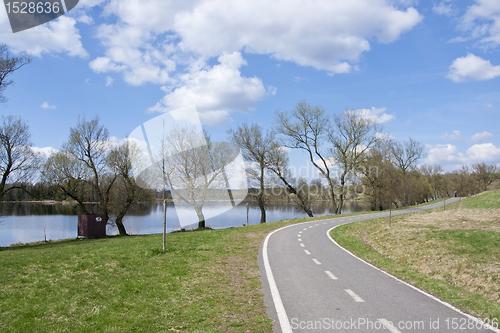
(331, 190, 500, 321)
(1, 196, 492, 332)
(0, 214, 338, 333)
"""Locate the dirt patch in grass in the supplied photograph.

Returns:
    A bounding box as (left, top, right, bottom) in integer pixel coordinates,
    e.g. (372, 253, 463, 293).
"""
(365, 208, 500, 304)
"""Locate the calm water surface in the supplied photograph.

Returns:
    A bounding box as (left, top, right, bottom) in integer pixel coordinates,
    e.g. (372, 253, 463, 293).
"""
(0, 201, 364, 247)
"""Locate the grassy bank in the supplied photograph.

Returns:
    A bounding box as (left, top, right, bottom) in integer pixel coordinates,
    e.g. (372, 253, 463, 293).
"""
(0, 214, 337, 333)
(331, 190, 500, 321)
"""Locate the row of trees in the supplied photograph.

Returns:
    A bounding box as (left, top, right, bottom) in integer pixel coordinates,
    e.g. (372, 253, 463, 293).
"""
(1, 43, 498, 232)
(1, 106, 499, 232)
(0, 115, 155, 235)
(228, 101, 498, 222)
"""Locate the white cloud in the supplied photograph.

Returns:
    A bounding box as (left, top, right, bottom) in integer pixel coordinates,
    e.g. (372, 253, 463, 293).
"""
(485, 103, 493, 108)
(460, 0, 500, 48)
(40, 102, 56, 109)
(89, 57, 127, 73)
(471, 131, 493, 142)
(433, 1, 453, 16)
(0, 14, 87, 58)
(375, 132, 395, 142)
(149, 52, 270, 126)
(356, 107, 395, 123)
(425, 142, 500, 169)
(174, 0, 422, 75)
(448, 53, 500, 82)
(425, 144, 467, 165)
(441, 130, 463, 141)
(466, 143, 500, 162)
(86, 0, 422, 85)
(279, 146, 292, 154)
(105, 76, 114, 87)
(32, 146, 58, 158)
(313, 156, 337, 169)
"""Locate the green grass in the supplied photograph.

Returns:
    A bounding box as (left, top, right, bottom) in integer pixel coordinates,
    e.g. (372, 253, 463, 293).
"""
(1, 229, 266, 332)
(2, 195, 496, 332)
(330, 193, 500, 321)
(0, 213, 344, 333)
(452, 190, 500, 209)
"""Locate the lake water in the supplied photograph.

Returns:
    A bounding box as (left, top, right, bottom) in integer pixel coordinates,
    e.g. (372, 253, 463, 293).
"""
(0, 200, 364, 247)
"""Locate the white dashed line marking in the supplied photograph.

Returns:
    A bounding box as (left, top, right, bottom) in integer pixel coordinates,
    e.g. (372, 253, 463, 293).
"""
(315, 224, 319, 226)
(300, 243, 305, 247)
(378, 319, 402, 333)
(325, 271, 338, 280)
(298, 238, 302, 242)
(303, 228, 307, 230)
(345, 289, 364, 302)
(309, 226, 313, 228)
(312, 259, 321, 265)
(322, 222, 327, 224)
(304, 250, 311, 255)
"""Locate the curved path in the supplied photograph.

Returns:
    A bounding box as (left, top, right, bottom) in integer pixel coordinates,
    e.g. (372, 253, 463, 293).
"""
(259, 198, 499, 333)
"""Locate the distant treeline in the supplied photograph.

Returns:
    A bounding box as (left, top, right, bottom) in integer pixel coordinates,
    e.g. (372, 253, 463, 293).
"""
(1, 103, 499, 234)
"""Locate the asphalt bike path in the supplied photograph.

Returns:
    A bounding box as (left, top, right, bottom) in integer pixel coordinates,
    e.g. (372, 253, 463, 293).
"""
(258, 198, 499, 333)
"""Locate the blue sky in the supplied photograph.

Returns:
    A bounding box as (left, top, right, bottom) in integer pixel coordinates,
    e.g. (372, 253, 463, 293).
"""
(1, 0, 499, 177)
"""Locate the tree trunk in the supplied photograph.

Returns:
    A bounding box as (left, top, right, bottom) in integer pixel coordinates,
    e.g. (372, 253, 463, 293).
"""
(336, 174, 346, 215)
(259, 165, 266, 223)
(115, 217, 128, 235)
(259, 198, 266, 223)
(195, 207, 206, 229)
(114, 204, 130, 236)
(304, 207, 313, 217)
(326, 177, 338, 214)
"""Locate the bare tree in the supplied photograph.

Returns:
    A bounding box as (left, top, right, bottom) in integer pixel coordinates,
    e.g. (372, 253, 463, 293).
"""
(228, 122, 276, 223)
(389, 138, 425, 174)
(0, 115, 39, 201)
(359, 148, 394, 211)
(0, 44, 32, 103)
(108, 140, 150, 235)
(43, 116, 121, 232)
(328, 109, 382, 213)
(421, 164, 444, 199)
(389, 138, 425, 206)
(265, 141, 314, 217)
(165, 125, 230, 229)
(275, 101, 338, 212)
(472, 162, 498, 192)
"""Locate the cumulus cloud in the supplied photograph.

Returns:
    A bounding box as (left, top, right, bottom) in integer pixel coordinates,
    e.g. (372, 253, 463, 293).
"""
(425, 142, 500, 169)
(0, 14, 87, 57)
(149, 52, 270, 126)
(32, 146, 58, 158)
(448, 53, 500, 82)
(87, 0, 422, 85)
(356, 107, 395, 123)
(174, 0, 422, 75)
(460, 0, 500, 48)
(441, 130, 464, 141)
(471, 131, 494, 142)
(425, 143, 467, 165)
(467, 143, 500, 162)
(40, 102, 56, 109)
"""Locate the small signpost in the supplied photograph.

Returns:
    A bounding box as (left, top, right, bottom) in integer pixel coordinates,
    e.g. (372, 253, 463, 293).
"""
(246, 203, 249, 226)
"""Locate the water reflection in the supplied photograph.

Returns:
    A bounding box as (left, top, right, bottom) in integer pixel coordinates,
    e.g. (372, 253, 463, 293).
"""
(0, 200, 363, 247)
